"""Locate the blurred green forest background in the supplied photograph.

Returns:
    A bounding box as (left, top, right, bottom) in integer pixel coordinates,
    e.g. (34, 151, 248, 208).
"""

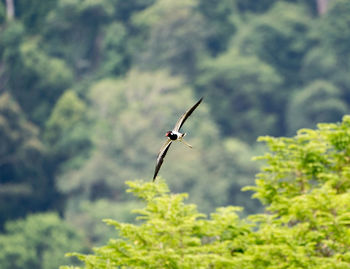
(0, 0, 349, 268)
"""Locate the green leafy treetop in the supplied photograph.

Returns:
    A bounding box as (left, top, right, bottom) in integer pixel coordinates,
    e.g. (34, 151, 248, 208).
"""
(63, 180, 248, 268)
(62, 115, 350, 268)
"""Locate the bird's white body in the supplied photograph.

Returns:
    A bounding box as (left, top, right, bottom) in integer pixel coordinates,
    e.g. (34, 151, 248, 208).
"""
(172, 131, 185, 140)
(166, 131, 192, 147)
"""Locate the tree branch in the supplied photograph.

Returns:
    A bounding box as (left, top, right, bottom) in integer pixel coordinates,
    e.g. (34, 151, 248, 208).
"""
(5, 0, 15, 21)
(316, 0, 331, 15)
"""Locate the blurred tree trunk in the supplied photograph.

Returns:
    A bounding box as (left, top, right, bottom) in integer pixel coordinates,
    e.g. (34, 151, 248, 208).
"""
(5, 0, 15, 21)
(316, 0, 331, 15)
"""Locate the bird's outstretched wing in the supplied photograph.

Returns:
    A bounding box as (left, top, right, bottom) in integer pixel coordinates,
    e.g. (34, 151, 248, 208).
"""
(153, 139, 172, 181)
(173, 97, 203, 132)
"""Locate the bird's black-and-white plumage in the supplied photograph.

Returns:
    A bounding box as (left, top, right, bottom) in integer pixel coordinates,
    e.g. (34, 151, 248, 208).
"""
(153, 97, 203, 181)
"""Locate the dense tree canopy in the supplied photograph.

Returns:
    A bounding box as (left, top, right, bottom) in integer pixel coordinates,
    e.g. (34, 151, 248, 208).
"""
(0, 92, 62, 227)
(0, 0, 350, 268)
(0, 213, 84, 269)
(63, 116, 350, 268)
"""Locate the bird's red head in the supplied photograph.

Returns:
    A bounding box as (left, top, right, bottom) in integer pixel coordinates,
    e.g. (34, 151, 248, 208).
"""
(165, 131, 172, 137)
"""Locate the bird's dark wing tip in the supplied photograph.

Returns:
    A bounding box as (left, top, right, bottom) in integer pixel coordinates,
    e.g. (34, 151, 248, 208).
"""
(152, 140, 172, 182)
(174, 97, 204, 132)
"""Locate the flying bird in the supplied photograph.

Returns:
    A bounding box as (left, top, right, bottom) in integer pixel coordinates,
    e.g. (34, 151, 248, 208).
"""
(153, 97, 203, 181)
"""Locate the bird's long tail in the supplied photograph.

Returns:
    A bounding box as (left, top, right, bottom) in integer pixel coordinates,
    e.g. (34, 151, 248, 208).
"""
(181, 139, 192, 148)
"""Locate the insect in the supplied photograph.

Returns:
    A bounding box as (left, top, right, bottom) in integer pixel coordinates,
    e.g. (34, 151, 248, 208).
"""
(153, 97, 203, 181)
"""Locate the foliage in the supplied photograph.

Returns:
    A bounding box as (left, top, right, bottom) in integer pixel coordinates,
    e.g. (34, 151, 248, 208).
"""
(1, 31, 73, 124)
(1, 0, 350, 267)
(63, 116, 350, 268)
(0, 212, 84, 269)
(63, 180, 248, 268)
(132, 0, 207, 79)
(0, 92, 61, 228)
(0, 2, 5, 23)
(303, 0, 350, 103)
(45, 90, 91, 170)
(64, 199, 143, 245)
(234, 0, 277, 13)
(197, 0, 237, 55)
(243, 115, 350, 267)
(15, 0, 57, 33)
(319, 0, 350, 58)
(286, 80, 348, 133)
(234, 2, 313, 86)
(98, 22, 128, 76)
(18, 38, 73, 123)
(197, 48, 282, 141)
